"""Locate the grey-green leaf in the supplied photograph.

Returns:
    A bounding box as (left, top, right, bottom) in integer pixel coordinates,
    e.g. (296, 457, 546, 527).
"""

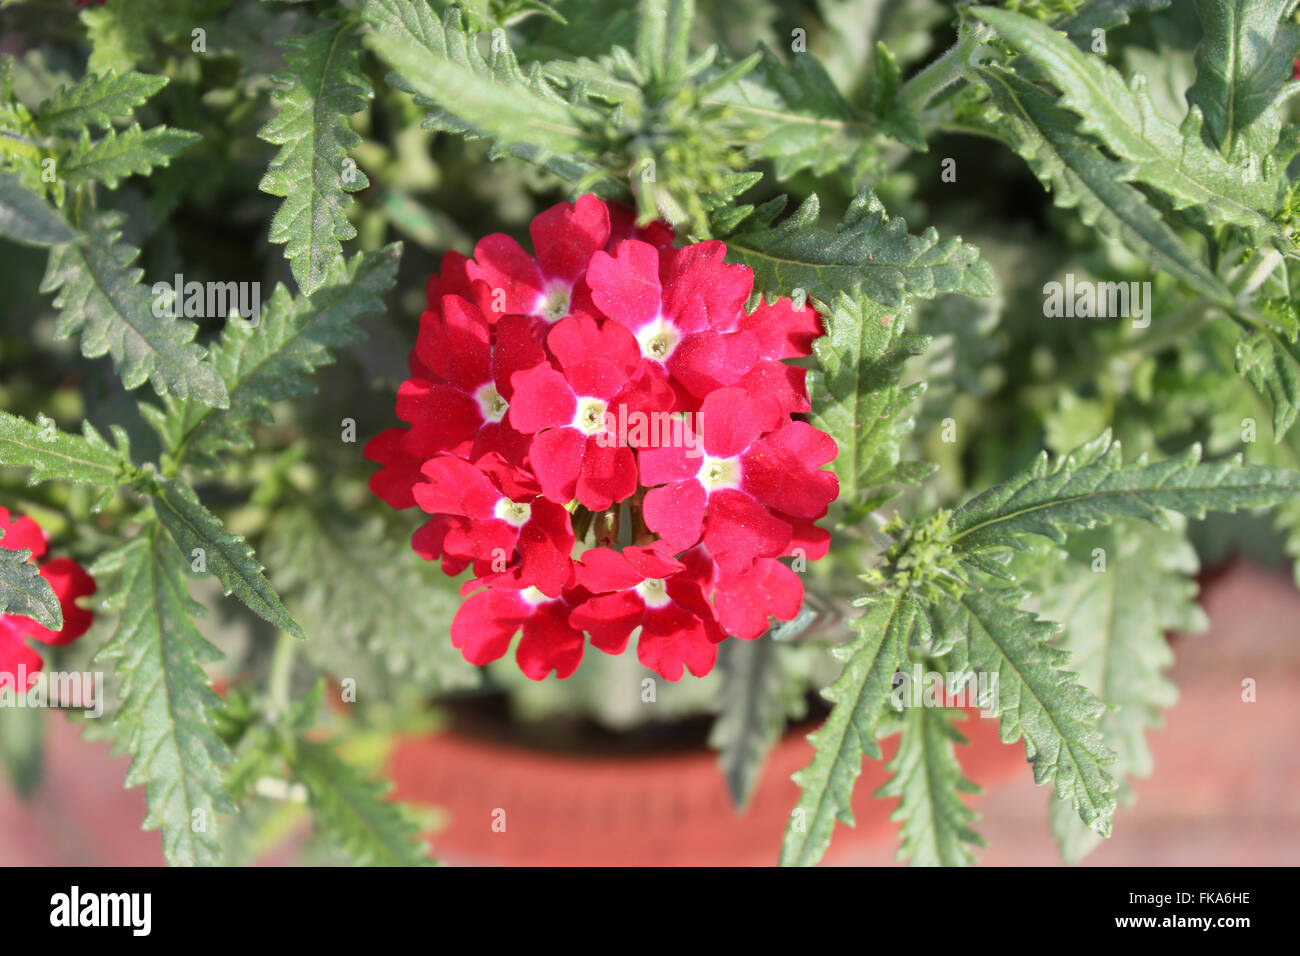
(151, 478, 304, 639)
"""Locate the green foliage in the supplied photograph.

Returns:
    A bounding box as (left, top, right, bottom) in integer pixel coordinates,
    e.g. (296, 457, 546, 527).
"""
(62, 124, 199, 189)
(40, 212, 228, 407)
(93, 528, 233, 866)
(150, 477, 305, 639)
(34, 70, 169, 135)
(946, 429, 1300, 554)
(0, 410, 130, 490)
(0, 529, 61, 631)
(707, 635, 804, 810)
(149, 245, 400, 469)
(258, 22, 373, 294)
(780, 591, 915, 866)
(877, 705, 985, 866)
(722, 189, 994, 306)
(809, 293, 933, 511)
(972, 6, 1281, 236)
(0, 172, 77, 246)
(1029, 522, 1205, 862)
(285, 735, 434, 867)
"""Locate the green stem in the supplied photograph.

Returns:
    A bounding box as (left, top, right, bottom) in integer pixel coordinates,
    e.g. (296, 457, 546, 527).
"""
(898, 25, 986, 114)
(268, 630, 297, 721)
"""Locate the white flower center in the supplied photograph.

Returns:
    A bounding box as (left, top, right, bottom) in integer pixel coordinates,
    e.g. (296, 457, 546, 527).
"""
(572, 396, 610, 436)
(519, 586, 549, 605)
(635, 577, 671, 608)
(635, 316, 681, 362)
(494, 498, 532, 528)
(534, 281, 572, 323)
(475, 382, 509, 422)
(697, 454, 740, 491)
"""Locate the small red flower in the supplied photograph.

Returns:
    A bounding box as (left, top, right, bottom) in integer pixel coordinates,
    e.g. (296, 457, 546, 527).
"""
(451, 579, 587, 679)
(0, 508, 95, 691)
(570, 544, 723, 680)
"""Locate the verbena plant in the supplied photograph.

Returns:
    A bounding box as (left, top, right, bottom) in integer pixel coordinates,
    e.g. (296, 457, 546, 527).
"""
(1, 0, 1298, 868)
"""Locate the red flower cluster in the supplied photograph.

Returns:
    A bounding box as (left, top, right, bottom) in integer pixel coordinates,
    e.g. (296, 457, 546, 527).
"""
(368, 195, 837, 681)
(0, 507, 96, 691)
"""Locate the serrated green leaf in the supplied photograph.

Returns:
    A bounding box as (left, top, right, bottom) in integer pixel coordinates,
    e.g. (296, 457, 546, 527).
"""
(708, 635, 789, 810)
(707, 44, 879, 183)
(780, 591, 916, 866)
(92, 528, 232, 866)
(1030, 522, 1204, 862)
(1057, 0, 1171, 41)
(810, 292, 934, 509)
(974, 65, 1232, 306)
(876, 704, 985, 866)
(62, 123, 199, 189)
(35, 70, 168, 135)
(0, 410, 129, 487)
(154, 244, 400, 468)
(934, 586, 1117, 835)
(1187, 0, 1300, 161)
(1235, 325, 1300, 439)
(972, 6, 1280, 235)
(261, 499, 480, 693)
(286, 737, 433, 866)
(151, 478, 304, 639)
(947, 429, 1300, 553)
(0, 172, 78, 247)
(0, 532, 61, 631)
(722, 188, 994, 307)
(362, 0, 599, 174)
(258, 23, 372, 295)
(40, 211, 228, 407)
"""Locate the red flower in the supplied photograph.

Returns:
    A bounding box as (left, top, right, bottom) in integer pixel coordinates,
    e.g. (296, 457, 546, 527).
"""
(369, 194, 839, 681)
(414, 453, 574, 596)
(451, 580, 587, 679)
(570, 544, 723, 680)
(638, 386, 838, 571)
(0, 508, 96, 691)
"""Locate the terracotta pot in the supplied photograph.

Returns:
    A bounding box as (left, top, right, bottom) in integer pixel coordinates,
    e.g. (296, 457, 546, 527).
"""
(388, 705, 1026, 866)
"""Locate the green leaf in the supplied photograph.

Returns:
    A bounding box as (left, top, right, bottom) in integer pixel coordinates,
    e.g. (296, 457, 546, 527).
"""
(0, 172, 78, 247)
(1057, 0, 1171, 41)
(934, 586, 1117, 835)
(93, 528, 232, 866)
(0, 531, 61, 631)
(708, 635, 790, 810)
(0, 410, 129, 488)
(722, 189, 994, 307)
(362, 0, 598, 172)
(1235, 326, 1300, 440)
(40, 211, 228, 407)
(947, 429, 1300, 554)
(261, 499, 480, 693)
(151, 478, 305, 639)
(286, 737, 433, 866)
(1030, 522, 1204, 862)
(876, 705, 985, 866)
(974, 65, 1232, 306)
(153, 245, 400, 468)
(258, 23, 372, 294)
(707, 44, 879, 183)
(1187, 0, 1300, 161)
(780, 591, 916, 866)
(62, 124, 199, 189)
(971, 6, 1279, 235)
(809, 293, 934, 509)
(35, 70, 169, 135)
